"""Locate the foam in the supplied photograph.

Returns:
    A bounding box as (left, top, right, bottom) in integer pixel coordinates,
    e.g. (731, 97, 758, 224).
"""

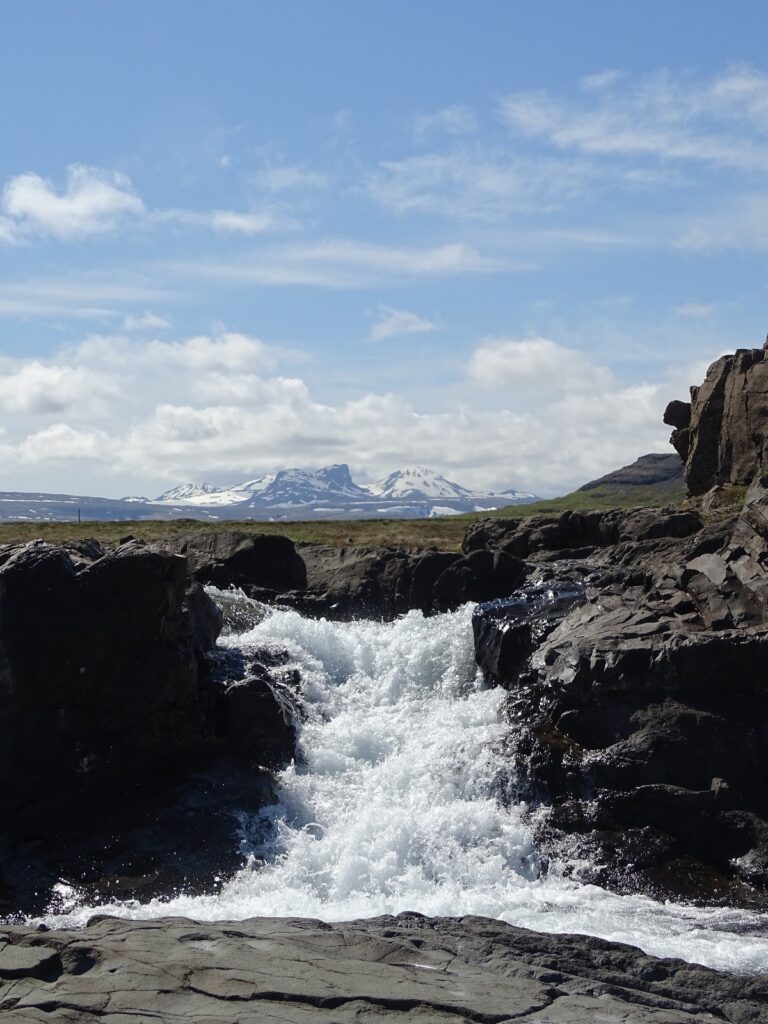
(39, 597, 768, 974)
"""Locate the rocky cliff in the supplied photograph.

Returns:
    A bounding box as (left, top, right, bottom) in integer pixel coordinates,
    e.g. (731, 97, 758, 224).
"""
(665, 339, 768, 496)
(462, 344, 768, 901)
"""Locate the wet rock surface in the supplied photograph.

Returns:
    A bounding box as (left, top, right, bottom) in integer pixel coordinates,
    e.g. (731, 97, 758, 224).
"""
(170, 533, 531, 619)
(468, 477, 768, 901)
(1, 913, 765, 1023)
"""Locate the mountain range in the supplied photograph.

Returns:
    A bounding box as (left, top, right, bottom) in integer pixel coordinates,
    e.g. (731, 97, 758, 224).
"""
(0, 465, 537, 523)
(152, 464, 537, 518)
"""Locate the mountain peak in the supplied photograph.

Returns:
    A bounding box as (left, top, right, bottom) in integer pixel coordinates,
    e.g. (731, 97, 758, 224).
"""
(367, 467, 472, 500)
(155, 481, 220, 502)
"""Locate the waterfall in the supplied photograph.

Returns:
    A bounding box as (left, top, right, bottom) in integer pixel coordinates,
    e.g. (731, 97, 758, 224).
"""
(41, 593, 768, 974)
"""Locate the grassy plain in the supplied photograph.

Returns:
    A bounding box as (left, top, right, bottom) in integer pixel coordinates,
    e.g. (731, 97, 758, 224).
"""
(0, 480, 687, 552)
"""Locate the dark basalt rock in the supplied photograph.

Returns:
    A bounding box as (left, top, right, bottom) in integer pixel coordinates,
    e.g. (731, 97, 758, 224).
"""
(463, 506, 702, 559)
(0, 541, 220, 822)
(174, 533, 527, 620)
(1, 913, 765, 1022)
(667, 342, 768, 496)
(172, 530, 307, 593)
(210, 646, 302, 767)
(470, 475, 768, 900)
(432, 548, 528, 608)
(0, 539, 301, 917)
(472, 575, 588, 684)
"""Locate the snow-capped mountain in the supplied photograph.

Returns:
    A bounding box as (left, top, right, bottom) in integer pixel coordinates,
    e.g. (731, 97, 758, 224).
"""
(255, 465, 370, 508)
(366, 466, 536, 503)
(155, 482, 221, 502)
(366, 467, 471, 500)
(151, 463, 538, 519)
(156, 475, 276, 507)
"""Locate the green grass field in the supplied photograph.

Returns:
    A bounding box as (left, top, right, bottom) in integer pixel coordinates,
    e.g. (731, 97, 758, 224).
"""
(458, 480, 687, 520)
(0, 480, 689, 553)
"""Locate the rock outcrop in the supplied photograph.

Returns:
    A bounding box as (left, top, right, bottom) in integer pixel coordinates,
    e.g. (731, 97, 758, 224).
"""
(469, 480, 768, 897)
(665, 341, 768, 496)
(170, 534, 529, 619)
(2, 913, 765, 1023)
(463, 506, 702, 561)
(0, 539, 300, 917)
(0, 540, 220, 823)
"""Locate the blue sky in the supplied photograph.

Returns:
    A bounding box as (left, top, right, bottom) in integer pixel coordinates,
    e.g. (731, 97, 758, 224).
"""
(1, 0, 767, 497)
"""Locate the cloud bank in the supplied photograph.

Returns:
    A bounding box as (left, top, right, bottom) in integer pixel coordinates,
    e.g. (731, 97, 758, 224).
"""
(2, 330, 688, 496)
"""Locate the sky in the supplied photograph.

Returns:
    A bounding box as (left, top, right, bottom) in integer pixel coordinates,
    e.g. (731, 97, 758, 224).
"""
(1, 0, 768, 499)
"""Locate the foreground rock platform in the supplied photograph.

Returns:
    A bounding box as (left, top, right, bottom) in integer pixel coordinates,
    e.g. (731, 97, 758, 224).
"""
(1, 913, 765, 1022)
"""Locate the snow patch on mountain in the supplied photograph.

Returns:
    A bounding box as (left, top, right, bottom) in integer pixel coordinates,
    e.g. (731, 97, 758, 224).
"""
(153, 463, 538, 516)
(366, 467, 471, 500)
(155, 482, 221, 503)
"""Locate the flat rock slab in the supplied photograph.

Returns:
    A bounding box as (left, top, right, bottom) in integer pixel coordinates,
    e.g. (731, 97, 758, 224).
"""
(1, 914, 766, 1023)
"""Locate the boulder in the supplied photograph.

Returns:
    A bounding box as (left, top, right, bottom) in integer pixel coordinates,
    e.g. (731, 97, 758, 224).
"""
(432, 549, 528, 607)
(666, 344, 768, 496)
(0, 541, 223, 822)
(171, 531, 306, 593)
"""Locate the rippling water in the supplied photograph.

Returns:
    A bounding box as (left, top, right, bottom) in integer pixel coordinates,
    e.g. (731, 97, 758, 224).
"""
(40, 594, 768, 974)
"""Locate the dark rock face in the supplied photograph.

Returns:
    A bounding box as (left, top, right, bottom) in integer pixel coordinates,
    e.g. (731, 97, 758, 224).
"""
(211, 646, 301, 766)
(2, 913, 765, 1022)
(472, 577, 588, 683)
(463, 506, 702, 560)
(0, 541, 221, 823)
(172, 533, 529, 620)
(0, 539, 301, 917)
(469, 482, 768, 899)
(667, 345, 768, 496)
(173, 531, 307, 593)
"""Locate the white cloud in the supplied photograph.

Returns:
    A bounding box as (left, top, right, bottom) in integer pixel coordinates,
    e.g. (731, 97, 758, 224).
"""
(499, 67, 768, 170)
(173, 239, 505, 288)
(369, 305, 436, 342)
(123, 311, 171, 331)
(366, 152, 592, 220)
(18, 423, 113, 462)
(675, 302, 715, 318)
(0, 325, 697, 496)
(0, 361, 120, 416)
(154, 207, 285, 235)
(250, 164, 329, 192)
(2, 164, 144, 240)
(413, 104, 477, 139)
(466, 336, 613, 393)
(580, 69, 623, 92)
(145, 332, 276, 373)
(0, 163, 297, 245)
(0, 276, 175, 319)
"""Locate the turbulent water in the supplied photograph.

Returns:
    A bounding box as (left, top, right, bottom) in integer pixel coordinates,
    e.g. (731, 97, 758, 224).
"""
(42, 593, 768, 974)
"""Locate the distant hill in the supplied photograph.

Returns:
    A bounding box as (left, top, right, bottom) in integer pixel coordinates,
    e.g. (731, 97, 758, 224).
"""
(467, 453, 685, 520)
(578, 453, 684, 493)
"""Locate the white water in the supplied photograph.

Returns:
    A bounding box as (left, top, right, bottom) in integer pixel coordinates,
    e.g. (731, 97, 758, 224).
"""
(41, 597, 768, 974)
